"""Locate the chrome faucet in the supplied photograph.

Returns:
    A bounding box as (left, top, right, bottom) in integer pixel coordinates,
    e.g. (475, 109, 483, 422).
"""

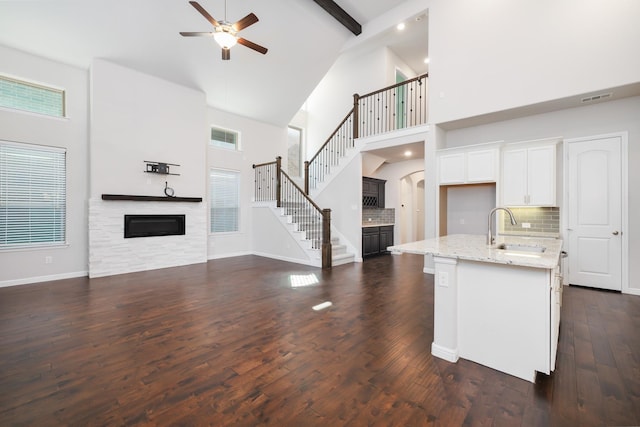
(487, 207, 517, 245)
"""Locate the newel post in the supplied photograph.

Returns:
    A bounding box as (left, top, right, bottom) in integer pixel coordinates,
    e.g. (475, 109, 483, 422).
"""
(275, 156, 282, 208)
(353, 93, 360, 140)
(304, 160, 310, 195)
(321, 208, 332, 269)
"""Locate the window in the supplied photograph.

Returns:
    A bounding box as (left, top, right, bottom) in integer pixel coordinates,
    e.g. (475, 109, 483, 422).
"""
(210, 169, 240, 233)
(0, 141, 66, 248)
(210, 126, 239, 150)
(287, 126, 303, 177)
(0, 75, 65, 118)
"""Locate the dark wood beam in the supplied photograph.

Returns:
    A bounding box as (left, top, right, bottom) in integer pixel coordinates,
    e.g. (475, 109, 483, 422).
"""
(312, 0, 362, 35)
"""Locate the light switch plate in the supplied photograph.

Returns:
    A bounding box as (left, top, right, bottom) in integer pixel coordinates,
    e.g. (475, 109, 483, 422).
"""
(438, 271, 449, 287)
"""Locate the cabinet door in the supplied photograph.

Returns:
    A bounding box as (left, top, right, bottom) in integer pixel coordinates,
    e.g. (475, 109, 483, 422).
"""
(438, 153, 465, 184)
(467, 149, 497, 183)
(379, 226, 394, 252)
(362, 228, 380, 257)
(527, 145, 556, 206)
(502, 149, 528, 205)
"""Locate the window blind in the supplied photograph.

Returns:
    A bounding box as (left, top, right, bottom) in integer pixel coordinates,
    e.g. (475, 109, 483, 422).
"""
(210, 169, 239, 233)
(0, 141, 66, 248)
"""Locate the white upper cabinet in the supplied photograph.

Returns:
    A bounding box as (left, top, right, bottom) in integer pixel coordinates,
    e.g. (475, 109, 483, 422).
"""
(438, 148, 498, 185)
(502, 143, 557, 206)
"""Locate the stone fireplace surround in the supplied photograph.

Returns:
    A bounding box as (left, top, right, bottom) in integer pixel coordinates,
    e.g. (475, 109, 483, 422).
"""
(88, 197, 207, 278)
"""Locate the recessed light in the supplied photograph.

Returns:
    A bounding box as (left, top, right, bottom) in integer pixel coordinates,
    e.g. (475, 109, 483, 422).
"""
(404, 150, 412, 157)
(424, 57, 430, 64)
(397, 22, 406, 31)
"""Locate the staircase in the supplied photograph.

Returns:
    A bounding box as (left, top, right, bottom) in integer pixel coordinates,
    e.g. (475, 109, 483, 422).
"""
(257, 199, 354, 267)
(252, 73, 428, 269)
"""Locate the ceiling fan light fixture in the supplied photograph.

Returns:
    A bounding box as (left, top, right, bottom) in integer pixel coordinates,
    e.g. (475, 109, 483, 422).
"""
(213, 29, 237, 49)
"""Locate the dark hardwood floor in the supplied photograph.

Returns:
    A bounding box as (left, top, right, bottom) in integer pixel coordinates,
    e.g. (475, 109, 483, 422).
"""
(1, 254, 639, 426)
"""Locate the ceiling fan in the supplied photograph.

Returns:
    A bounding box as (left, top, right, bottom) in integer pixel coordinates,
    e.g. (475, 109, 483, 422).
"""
(180, 1, 268, 60)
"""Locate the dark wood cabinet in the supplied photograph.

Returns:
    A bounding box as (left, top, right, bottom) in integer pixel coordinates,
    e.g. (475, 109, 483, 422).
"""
(362, 225, 394, 258)
(362, 177, 386, 208)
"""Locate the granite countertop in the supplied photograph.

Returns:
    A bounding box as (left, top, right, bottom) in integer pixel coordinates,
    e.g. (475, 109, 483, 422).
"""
(362, 223, 394, 228)
(388, 234, 563, 269)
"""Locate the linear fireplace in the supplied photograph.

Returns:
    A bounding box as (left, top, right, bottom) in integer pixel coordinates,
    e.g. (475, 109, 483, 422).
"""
(124, 214, 185, 238)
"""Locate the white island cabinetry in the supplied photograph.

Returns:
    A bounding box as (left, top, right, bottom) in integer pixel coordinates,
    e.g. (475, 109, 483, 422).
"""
(389, 234, 563, 383)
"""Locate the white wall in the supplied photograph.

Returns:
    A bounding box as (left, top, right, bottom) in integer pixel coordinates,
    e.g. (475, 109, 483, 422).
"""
(0, 45, 89, 286)
(90, 59, 206, 198)
(304, 45, 418, 158)
(88, 59, 208, 277)
(206, 106, 287, 259)
(445, 184, 496, 235)
(443, 96, 640, 294)
(314, 153, 363, 259)
(370, 158, 425, 245)
(428, 0, 640, 125)
(251, 205, 313, 264)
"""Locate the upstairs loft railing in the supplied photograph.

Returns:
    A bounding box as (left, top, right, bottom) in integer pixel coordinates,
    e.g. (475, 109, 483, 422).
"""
(304, 73, 427, 194)
(253, 157, 332, 268)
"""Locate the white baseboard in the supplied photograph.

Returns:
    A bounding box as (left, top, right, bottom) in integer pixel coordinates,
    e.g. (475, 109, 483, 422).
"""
(0, 270, 88, 288)
(251, 251, 320, 267)
(623, 287, 640, 296)
(208, 251, 253, 260)
(431, 342, 459, 363)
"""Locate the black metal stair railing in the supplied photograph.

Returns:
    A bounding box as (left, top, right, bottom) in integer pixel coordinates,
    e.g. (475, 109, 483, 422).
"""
(253, 157, 331, 268)
(304, 73, 427, 194)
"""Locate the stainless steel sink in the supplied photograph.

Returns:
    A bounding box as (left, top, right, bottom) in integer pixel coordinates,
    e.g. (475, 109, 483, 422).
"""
(495, 243, 546, 253)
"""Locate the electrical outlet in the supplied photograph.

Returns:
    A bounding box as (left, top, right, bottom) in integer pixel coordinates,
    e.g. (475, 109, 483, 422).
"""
(522, 222, 531, 229)
(459, 218, 465, 225)
(45, 256, 53, 264)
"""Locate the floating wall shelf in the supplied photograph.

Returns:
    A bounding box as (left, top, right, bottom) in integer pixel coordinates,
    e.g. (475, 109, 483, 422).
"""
(102, 194, 202, 202)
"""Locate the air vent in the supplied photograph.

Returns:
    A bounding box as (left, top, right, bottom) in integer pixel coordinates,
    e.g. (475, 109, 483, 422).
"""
(581, 92, 612, 103)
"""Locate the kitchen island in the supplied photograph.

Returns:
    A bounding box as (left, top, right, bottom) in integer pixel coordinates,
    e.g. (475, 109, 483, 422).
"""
(388, 234, 563, 382)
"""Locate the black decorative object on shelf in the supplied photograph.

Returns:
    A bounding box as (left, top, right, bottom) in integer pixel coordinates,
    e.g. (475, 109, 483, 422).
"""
(164, 181, 175, 197)
(144, 160, 180, 176)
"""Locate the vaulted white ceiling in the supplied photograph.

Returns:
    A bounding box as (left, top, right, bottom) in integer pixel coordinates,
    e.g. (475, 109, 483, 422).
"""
(0, 0, 428, 126)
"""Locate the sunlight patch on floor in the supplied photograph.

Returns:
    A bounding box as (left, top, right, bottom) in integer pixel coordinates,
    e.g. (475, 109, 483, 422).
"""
(290, 273, 319, 288)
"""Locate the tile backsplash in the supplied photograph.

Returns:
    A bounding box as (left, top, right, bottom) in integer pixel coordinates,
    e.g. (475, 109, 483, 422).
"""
(362, 208, 395, 225)
(501, 207, 560, 234)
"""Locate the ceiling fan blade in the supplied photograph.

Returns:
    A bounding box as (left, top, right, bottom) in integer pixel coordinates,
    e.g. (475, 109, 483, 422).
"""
(189, 1, 220, 28)
(237, 38, 268, 55)
(179, 31, 214, 37)
(232, 13, 259, 31)
(222, 48, 231, 60)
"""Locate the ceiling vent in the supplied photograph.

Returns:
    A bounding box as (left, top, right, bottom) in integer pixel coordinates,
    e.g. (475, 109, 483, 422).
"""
(581, 92, 612, 103)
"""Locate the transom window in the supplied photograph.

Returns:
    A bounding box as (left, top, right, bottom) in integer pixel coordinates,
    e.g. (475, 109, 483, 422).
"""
(0, 141, 67, 248)
(210, 126, 239, 151)
(0, 74, 65, 118)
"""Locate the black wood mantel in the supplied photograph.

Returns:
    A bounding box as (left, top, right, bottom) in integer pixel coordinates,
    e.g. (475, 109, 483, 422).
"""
(101, 194, 202, 203)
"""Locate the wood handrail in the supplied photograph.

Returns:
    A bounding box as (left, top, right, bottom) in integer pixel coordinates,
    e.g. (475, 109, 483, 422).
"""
(358, 73, 428, 100)
(307, 108, 354, 165)
(252, 160, 278, 169)
(281, 169, 325, 215)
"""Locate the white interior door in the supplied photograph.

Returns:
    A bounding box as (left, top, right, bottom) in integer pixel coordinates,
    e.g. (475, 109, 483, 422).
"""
(567, 136, 622, 291)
